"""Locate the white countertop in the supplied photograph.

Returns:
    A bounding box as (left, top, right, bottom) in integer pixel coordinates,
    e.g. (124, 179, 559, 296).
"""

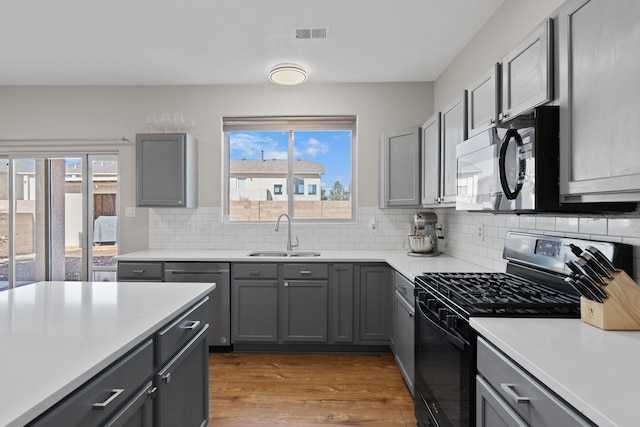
(116, 249, 493, 280)
(472, 317, 640, 427)
(0, 281, 215, 427)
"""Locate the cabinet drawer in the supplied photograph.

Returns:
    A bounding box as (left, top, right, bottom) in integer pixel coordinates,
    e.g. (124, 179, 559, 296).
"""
(233, 263, 278, 279)
(117, 262, 163, 281)
(477, 337, 594, 427)
(283, 263, 328, 279)
(29, 340, 154, 427)
(156, 297, 209, 367)
(394, 271, 414, 304)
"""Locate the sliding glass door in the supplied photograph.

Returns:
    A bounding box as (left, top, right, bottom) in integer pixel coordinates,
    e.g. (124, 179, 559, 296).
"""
(0, 153, 118, 290)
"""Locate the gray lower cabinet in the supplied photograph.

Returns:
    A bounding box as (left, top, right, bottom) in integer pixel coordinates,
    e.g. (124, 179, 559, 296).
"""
(29, 298, 209, 427)
(392, 271, 414, 396)
(476, 336, 594, 427)
(118, 261, 231, 349)
(29, 340, 154, 427)
(231, 263, 279, 343)
(558, 0, 640, 203)
(330, 264, 354, 343)
(357, 264, 392, 343)
(281, 264, 328, 342)
(156, 327, 209, 427)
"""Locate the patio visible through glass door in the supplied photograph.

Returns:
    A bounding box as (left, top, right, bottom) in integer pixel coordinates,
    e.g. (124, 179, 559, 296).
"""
(0, 154, 118, 290)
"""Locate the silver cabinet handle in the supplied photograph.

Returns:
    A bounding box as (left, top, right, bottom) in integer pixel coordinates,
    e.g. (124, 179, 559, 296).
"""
(284, 282, 289, 287)
(132, 269, 145, 274)
(182, 320, 201, 330)
(249, 270, 261, 276)
(163, 373, 171, 383)
(300, 270, 312, 275)
(500, 383, 530, 404)
(93, 388, 124, 410)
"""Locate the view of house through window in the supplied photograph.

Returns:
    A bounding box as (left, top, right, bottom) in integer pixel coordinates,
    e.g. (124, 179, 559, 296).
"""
(224, 116, 355, 221)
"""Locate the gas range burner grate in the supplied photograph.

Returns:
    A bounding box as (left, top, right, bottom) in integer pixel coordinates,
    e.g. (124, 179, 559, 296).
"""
(416, 272, 580, 317)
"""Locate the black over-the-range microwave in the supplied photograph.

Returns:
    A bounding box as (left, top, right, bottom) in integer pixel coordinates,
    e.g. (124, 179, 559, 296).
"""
(455, 106, 637, 214)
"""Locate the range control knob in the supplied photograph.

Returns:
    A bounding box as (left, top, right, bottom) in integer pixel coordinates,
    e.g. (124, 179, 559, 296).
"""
(446, 314, 458, 329)
(438, 308, 448, 321)
(426, 298, 437, 311)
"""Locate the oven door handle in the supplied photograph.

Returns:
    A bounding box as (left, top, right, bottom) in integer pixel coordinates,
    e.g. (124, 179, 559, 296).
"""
(416, 298, 467, 350)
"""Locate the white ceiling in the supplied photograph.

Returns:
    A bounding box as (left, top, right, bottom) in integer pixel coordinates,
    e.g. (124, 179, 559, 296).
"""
(0, 0, 504, 86)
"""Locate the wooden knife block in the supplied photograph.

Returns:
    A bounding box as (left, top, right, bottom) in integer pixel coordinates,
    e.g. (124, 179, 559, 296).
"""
(580, 270, 640, 330)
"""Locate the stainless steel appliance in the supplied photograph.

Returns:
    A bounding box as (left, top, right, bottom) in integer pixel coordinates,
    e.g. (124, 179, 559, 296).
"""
(413, 232, 632, 427)
(404, 212, 439, 256)
(164, 262, 231, 347)
(456, 106, 636, 213)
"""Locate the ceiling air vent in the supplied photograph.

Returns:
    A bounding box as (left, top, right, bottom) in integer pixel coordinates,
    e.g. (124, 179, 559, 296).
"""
(295, 27, 328, 40)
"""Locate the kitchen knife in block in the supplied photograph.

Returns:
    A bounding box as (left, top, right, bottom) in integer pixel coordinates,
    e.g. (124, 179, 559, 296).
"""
(580, 269, 640, 330)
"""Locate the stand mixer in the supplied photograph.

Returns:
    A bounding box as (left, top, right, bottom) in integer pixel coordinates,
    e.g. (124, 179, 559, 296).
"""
(404, 212, 439, 256)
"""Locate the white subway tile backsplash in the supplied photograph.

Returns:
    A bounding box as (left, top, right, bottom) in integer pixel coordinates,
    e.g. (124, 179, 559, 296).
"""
(148, 206, 640, 281)
(579, 218, 608, 235)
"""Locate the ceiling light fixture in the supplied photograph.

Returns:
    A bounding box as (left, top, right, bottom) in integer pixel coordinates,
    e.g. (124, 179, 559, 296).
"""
(269, 63, 308, 85)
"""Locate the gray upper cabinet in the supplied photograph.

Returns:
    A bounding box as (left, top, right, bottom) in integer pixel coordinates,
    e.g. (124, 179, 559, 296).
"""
(467, 64, 500, 138)
(439, 94, 467, 206)
(501, 18, 553, 121)
(421, 113, 441, 207)
(558, 0, 640, 203)
(136, 133, 198, 208)
(379, 126, 421, 207)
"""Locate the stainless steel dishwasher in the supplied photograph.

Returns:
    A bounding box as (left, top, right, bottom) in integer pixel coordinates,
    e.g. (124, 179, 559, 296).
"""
(164, 262, 231, 348)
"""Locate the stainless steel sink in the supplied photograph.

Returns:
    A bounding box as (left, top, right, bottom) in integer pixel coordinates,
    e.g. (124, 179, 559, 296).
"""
(247, 250, 321, 257)
(287, 251, 321, 257)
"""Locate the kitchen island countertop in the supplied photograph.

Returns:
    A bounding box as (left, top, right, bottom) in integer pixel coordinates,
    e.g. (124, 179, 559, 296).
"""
(472, 317, 640, 427)
(0, 280, 215, 427)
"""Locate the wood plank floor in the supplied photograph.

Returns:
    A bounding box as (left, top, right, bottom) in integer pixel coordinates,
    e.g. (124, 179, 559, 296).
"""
(209, 352, 416, 426)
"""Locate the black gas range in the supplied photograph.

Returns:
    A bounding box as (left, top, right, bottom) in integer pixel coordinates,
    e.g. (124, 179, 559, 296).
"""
(413, 232, 633, 427)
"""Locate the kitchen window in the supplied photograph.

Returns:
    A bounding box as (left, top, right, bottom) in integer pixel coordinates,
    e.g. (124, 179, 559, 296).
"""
(223, 116, 355, 222)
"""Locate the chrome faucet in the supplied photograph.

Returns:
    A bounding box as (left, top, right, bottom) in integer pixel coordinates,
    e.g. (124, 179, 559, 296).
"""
(274, 213, 299, 252)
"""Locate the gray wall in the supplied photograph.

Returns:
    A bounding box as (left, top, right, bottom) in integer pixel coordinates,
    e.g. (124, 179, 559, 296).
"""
(0, 83, 434, 254)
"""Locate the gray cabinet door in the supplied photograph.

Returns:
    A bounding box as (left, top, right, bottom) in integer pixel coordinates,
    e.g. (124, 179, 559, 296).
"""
(330, 264, 354, 343)
(559, 0, 640, 203)
(136, 133, 197, 208)
(231, 279, 278, 342)
(467, 64, 500, 138)
(281, 279, 328, 342)
(358, 265, 391, 343)
(421, 113, 442, 207)
(440, 95, 466, 205)
(501, 19, 553, 121)
(381, 126, 421, 207)
(102, 381, 154, 427)
(476, 376, 527, 427)
(156, 326, 209, 427)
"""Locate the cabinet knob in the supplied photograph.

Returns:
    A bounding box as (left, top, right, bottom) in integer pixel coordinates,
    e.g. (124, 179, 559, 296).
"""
(284, 282, 289, 287)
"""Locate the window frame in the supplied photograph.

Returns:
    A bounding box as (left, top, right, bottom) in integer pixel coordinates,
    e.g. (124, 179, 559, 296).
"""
(223, 116, 356, 223)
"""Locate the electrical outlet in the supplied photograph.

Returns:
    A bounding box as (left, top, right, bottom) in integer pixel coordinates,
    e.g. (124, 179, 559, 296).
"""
(477, 223, 484, 240)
